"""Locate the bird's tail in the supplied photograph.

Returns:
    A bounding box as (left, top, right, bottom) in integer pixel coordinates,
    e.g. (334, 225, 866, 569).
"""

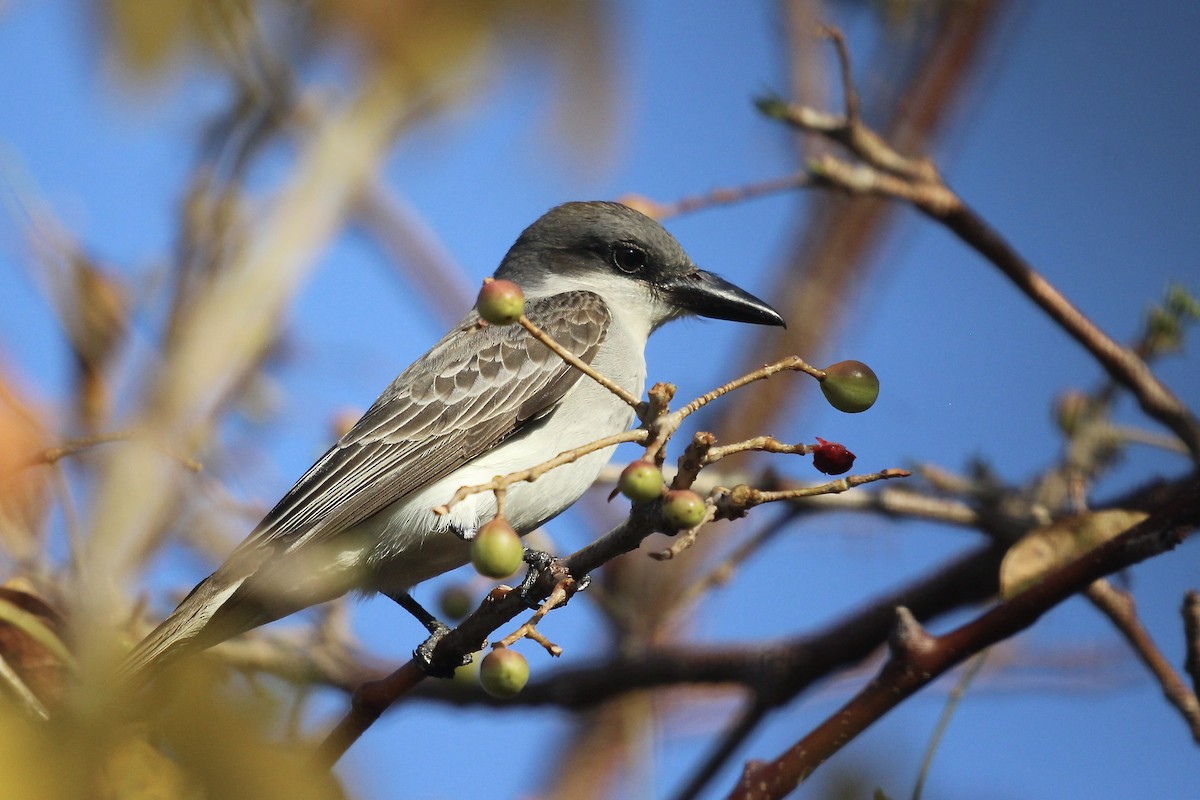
(120, 573, 257, 681)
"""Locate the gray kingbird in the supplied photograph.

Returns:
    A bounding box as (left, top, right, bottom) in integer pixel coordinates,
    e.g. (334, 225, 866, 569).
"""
(123, 201, 784, 677)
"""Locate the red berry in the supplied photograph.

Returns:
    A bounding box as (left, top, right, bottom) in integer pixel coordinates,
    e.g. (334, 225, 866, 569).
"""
(811, 437, 855, 475)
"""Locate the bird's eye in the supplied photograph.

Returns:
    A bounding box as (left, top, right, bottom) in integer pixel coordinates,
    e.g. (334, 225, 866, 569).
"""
(610, 243, 647, 274)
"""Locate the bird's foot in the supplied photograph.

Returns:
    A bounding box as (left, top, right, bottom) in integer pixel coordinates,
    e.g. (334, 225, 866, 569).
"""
(516, 548, 590, 610)
(412, 622, 471, 678)
(386, 589, 470, 678)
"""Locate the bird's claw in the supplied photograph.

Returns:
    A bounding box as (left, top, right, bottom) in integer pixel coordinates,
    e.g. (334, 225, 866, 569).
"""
(517, 548, 590, 610)
(413, 622, 471, 678)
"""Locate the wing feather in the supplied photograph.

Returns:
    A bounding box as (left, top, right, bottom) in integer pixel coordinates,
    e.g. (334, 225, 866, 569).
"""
(233, 290, 611, 556)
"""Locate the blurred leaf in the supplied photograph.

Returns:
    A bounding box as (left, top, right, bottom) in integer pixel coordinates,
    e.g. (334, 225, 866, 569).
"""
(999, 509, 1149, 599)
(0, 658, 350, 800)
(0, 372, 49, 560)
(104, 0, 198, 74)
(130, 661, 348, 800)
(0, 582, 70, 710)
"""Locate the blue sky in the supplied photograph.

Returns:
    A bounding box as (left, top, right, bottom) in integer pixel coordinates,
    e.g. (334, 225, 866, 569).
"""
(1, 2, 1198, 798)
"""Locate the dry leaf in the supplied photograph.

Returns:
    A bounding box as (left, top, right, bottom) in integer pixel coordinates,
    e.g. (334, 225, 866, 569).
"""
(999, 509, 1150, 599)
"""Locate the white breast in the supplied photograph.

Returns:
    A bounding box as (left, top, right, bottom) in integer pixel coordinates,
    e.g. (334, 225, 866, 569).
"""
(354, 316, 647, 593)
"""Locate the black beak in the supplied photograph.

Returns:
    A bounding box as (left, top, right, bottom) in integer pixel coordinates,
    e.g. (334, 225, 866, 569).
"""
(665, 269, 785, 327)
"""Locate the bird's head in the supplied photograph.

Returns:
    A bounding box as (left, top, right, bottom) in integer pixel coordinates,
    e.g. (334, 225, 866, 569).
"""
(495, 201, 784, 337)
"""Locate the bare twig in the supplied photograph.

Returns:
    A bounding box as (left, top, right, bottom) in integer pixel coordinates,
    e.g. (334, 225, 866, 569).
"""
(617, 173, 813, 222)
(912, 651, 989, 800)
(763, 29, 1200, 461)
(433, 429, 646, 515)
(15, 429, 203, 474)
(518, 314, 641, 410)
(1086, 579, 1200, 742)
(712, 469, 911, 519)
(1185, 591, 1200, 698)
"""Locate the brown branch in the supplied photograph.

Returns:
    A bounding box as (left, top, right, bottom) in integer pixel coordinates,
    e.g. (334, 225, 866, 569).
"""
(416, 541, 1007, 714)
(1086, 579, 1200, 742)
(314, 506, 665, 766)
(728, 476, 1200, 799)
(18, 430, 203, 473)
(712, 469, 911, 518)
(1185, 591, 1200, 698)
(934, 201, 1200, 461)
(617, 173, 813, 222)
(316, 660, 427, 763)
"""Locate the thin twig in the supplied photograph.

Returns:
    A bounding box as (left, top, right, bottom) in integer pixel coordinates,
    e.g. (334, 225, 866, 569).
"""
(912, 651, 989, 800)
(1086, 579, 1200, 742)
(762, 25, 1200, 461)
(672, 356, 819, 420)
(618, 173, 813, 222)
(518, 314, 640, 410)
(712, 469, 911, 518)
(1184, 591, 1200, 698)
(703, 436, 811, 464)
(19, 429, 203, 473)
(433, 429, 647, 515)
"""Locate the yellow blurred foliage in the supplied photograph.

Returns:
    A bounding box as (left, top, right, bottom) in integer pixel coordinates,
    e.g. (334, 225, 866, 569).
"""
(0, 658, 347, 800)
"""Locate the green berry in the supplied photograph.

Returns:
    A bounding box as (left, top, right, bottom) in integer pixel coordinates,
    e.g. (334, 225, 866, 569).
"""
(437, 583, 475, 622)
(662, 489, 706, 530)
(452, 651, 480, 684)
(820, 360, 879, 413)
(476, 278, 524, 325)
(618, 460, 664, 503)
(479, 647, 529, 698)
(470, 518, 524, 579)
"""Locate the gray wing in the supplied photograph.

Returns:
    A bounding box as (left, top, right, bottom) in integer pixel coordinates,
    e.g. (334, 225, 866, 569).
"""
(234, 290, 611, 556)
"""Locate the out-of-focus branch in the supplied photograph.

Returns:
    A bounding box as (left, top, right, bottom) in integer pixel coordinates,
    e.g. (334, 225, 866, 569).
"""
(618, 174, 812, 222)
(1086, 579, 1200, 742)
(1185, 591, 1200, 699)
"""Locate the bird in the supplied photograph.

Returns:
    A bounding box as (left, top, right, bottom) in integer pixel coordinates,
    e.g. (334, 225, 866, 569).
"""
(122, 200, 784, 678)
